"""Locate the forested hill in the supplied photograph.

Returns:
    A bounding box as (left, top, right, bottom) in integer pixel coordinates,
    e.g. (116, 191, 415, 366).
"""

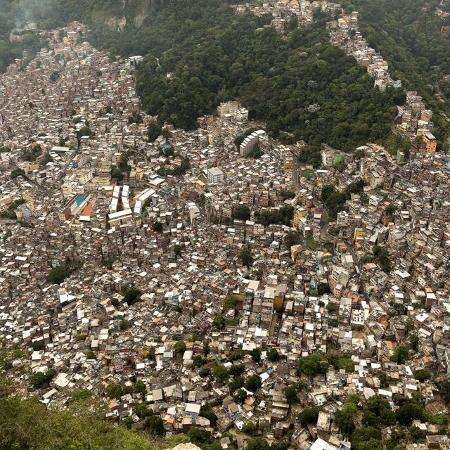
(1, 0, 447, 151)
(342, 0, 449, 147)
(131, 3, 402, 151)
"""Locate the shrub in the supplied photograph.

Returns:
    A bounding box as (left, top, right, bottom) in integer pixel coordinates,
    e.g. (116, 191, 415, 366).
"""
(30, 369, 56, 389)
(70, 389, 91, 403)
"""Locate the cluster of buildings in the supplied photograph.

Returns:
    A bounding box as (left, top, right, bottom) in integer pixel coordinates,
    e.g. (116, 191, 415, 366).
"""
(326, 9, 438, 152)
(234, 0, 340, 32)
(328, 11, 402, 92)
(0, 11, 449, 450)
(396, 92, 437, 151)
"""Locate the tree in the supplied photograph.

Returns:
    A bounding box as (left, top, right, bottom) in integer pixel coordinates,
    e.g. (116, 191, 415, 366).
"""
(134, 380, 146, 396)
(385, 204, 397, 216)
(173, 340, 186, 356)
(246, 144, 263, 159)
(111, 165, 123, 181)
(223, 294, 241, 311)
(284, 231, 302, 249)
(193, 355, 205, 368)
(199, 404, 217, 426)
(47, 264, 71, 284)
(283, 385, 299, 405)
(396, 400, 425, 426)
(228, 363, 245, 376)
(436, 380, 450, 403)
(297, 352, 329, 377)
(242, 421, 257, 435)
(212, 365, 229, 383)
(119, 319, 131, 331)
(279, 189, 295, 200)
(128, 112, 143, 124)
(134, 403, 151, 419)
(414, 369, 431, 382)
(250, 348, 261, 363)
(173, 244, 182, 259)
(147, 122, 162, 142)
(409, 333, 419, 352)
(391, 345, 409, 364)
(239, 245, 253, 268)
(351, 427, 382, 450)
(299, 406, 319, 426)
(232, 204, 251, 221)
(297, 146, 321, 168)
(145, 414, 165, 437)
(11, 168, 26, 179)
(228, 377, 244, 392)
(245, 375, 262, 392)
(246, 438, 270, 450)
(187, 427, 213, 445)
(212, 314, 226, 330)
(105, 383, 123, 400)
(335, 401, 358, 436)
(152, 221, 163, 232)
(373, 245, 392, 273)
(267, 348, 280, 362)
(121, 285, 142, 306)
(362, 395, 395, 427)
(234, 388, 247, 404)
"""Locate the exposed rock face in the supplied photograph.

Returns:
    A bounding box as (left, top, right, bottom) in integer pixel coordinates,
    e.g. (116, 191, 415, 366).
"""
(169, 444, 202, 450)
(104, 0, 166, 29)
(105, 16, 127, 32)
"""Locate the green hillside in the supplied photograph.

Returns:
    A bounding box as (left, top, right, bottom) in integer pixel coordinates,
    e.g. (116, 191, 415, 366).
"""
(343, 0, 450, 147)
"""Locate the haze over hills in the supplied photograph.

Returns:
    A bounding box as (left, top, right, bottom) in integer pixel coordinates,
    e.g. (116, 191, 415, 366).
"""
(0, 1, 449, 450)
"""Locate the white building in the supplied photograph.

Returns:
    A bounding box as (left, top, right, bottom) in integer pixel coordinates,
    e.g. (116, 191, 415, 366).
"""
(206, 167, 225, 185)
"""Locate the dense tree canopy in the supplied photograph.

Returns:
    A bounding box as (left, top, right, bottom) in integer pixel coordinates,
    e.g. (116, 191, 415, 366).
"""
(130, 1, 402, 150)
(346, 0, 450, 148)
